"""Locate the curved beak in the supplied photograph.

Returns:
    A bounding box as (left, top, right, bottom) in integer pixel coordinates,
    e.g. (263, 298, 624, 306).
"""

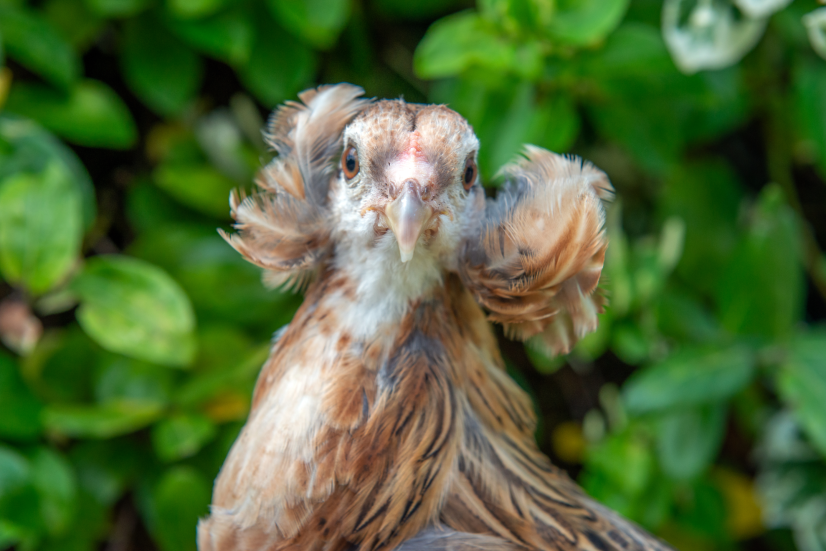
(385, 182, 433, 263)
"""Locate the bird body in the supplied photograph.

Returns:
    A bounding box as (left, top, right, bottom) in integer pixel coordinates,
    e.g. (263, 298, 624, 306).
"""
(199, 84, 671, 551)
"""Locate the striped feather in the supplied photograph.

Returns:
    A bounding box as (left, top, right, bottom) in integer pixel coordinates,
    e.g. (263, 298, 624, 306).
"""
(460, 147, 613, 355)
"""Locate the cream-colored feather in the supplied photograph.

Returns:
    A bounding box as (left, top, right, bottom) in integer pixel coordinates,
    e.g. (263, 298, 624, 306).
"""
(220, 84, 371, 289)
(460, 147, 612, 355)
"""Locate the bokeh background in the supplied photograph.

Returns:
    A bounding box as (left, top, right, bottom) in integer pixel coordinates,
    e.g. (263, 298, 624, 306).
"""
(2, 0, 826, 550)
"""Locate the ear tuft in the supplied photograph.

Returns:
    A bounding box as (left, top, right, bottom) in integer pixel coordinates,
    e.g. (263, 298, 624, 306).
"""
(461, 147, 613, 356)
(222, 83, 371, 291)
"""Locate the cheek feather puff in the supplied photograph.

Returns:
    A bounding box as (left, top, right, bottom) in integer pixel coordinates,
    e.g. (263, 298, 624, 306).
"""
(459, 146, 613, 356)
(219, 84, 371, 290)
(201, 84, 673, 551)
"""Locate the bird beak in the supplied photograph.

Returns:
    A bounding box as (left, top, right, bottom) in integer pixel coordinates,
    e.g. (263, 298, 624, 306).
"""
(385, 181, 433, 263)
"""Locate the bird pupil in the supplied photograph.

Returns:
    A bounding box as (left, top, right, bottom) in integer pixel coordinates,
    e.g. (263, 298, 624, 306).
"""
(346, 153, 356, 172)
(464, 166, 473, 184)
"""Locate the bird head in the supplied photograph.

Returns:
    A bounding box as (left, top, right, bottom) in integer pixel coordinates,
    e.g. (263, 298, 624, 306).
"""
(331, 100, 481, 268)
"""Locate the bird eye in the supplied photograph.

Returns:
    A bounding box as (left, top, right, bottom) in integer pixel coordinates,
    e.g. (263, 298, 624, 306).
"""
(342, 146, 359, 179)
(463, 156, 477, 191)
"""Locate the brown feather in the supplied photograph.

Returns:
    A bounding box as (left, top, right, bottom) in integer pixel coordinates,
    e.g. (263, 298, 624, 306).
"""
(460, 146, 612, 355)
(220, 84, 371, 290)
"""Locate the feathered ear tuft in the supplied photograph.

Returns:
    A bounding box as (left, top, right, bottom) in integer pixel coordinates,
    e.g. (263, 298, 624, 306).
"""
(460, 146, 613, 356)
(222, 83, 371, 291)
(265, 83, 371, 204)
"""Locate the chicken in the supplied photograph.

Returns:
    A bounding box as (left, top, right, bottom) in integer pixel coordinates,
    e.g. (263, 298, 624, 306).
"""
(198, 84, 670, 551)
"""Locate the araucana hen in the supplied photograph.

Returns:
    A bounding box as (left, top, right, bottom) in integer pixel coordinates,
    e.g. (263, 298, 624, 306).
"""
(199, 84, 671, 551)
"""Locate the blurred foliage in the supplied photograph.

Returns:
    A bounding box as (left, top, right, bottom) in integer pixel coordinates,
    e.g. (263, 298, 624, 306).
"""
(1, 0, 826, 550)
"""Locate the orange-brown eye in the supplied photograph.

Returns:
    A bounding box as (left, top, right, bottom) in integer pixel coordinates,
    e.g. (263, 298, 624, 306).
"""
(463, 156, 477, 190)
(342, 146, 359, 179)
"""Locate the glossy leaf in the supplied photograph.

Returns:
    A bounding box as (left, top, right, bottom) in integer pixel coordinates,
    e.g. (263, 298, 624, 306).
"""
(42, 0, 104, 51)
(794, 58, 826, 179)
(84, 0, 151, 17)
(0, 445, 31, 520)
(70, 256, 197, 367)
(122, 13, 204, 116)
(151, 413, 217, 462)
(656, 404, 727, 480)
(0, 353, 42, 441)
(0, 161, 83, 295)
(152, 162, 236, 218)
(266, 0, 350, 49)
(238, 14, 316, 107)
(623, 344, 755, 413)
(716, 185, 804, 340)
(0, 5, 80, 89)
(44, 401, 165, 439)
(415, 12, 540, 79)
(778, 330, 826, 457)
(5, 80, 137, 149)
(26, 447, 77, 537)
(140, 466, 210, 551)
(166, 8, 253, 65)
(0, 115, 96, 229)
(165, 0, 229, 19)
(660, 161, 742, 296)
(547, 0, 630, 46)
(93, 355, 175, 406)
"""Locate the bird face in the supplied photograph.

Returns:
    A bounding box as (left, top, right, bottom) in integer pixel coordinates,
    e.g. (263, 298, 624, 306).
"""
(334, 100, 480, 265)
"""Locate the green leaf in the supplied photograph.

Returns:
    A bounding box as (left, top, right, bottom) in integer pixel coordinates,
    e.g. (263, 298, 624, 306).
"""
(266, 0, 350, 49)
(415, 11, 540, 80)
(122, 13, 203, 116)
(153, 162, 236, 218)
(756, 412, 826, 551)
(69, 439, 147, 505)
(0, 5, 80, 89)
(165, 8, 253, 65)
(584, 428, 655, 498)
(84, 0, 151, 17)
(478, 0, 554, 34)
(5, 80, 137, 149)
(151, 413, 217, 462)
(127, 224, 300, 331)
(0, 114, 96, 229)
(547, 0, 629, 45)
(623, 344, 755, 414)
(0, 353, 42, 441)
(24, 326, 99, 403)
(42, 0, 105, 52)
(374, 0, 462, 20)
(139, 466, 210, 551)
(94, 355, 175, 406)
(656, 404, 727, 480)
(165, 0, 229, 19)
(583, 24, 749, 174)
(70, 256, 197, 367)
(716, 185, 804, 340)
(238, 14, 316, 108)
(778, 330, 826, 457)
(44, 401, 164, 438)
(0, 446, 31, 513)
(794, 57, 826, 180)
(26, 447, 77, 537)
(659, 161, 743, 296)
(0, 160, 83, 294)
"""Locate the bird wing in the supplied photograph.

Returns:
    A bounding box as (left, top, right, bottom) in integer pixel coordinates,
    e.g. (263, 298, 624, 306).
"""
(220, 84, 371, 290)
(459, 146, 613, 355)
